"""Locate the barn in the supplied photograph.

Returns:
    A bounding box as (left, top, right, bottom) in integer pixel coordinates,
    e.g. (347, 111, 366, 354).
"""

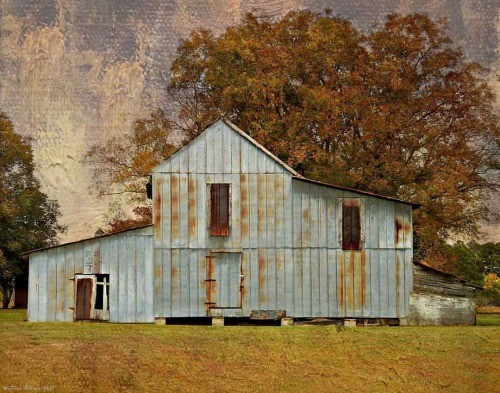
(27, 119, 419, 325)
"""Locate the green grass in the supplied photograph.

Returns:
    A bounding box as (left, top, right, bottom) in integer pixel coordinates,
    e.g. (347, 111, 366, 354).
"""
(477, 313, 500, 326)
(1, 310, 499, 393)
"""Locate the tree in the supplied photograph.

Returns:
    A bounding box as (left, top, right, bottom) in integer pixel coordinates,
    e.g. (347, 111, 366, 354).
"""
(85, 11, 499, 266)
(446, 241, 484, 285)
(84, 109, 177, 230)
(0, 111, 66, 308)
(166, 11, 499, 266)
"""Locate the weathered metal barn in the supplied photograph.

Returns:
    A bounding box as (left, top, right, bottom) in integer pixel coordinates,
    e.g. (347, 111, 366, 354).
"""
(27, 119, 418, 324)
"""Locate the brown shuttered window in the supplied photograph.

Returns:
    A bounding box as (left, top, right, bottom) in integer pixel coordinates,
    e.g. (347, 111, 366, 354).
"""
(209, 184, 230, 236)
(342, 204, 361, 250)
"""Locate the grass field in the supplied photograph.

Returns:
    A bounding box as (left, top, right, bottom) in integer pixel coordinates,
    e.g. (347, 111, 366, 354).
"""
(1, 310, 499, 393)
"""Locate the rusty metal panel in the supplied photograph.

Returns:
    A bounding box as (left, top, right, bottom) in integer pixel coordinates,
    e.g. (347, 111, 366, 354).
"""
(46, 248, 57, 321)
(283, 176, 293, 248)
(153, 176, 162, 246)
(188, 250, 200, 315)
(153, 248, 163, 317)
(239, 174, 249, 248)
(265, 174, 276, 247)
(310, 248, 320, 316)
(317, 187, 327, 248)
(284, 248, 294, 315)
(388, 250, 397, 317)
(56, 248, 66, 321)
(319, 248, 329, 316)
(370, 250, 381, 317)
(327, 249, 337, 316)
(135, 236, 147, 322)
(106, 236, 119, 322)
(170, 148, 180, 173)
(292, 182, 303, 247)
(301, 182, 311, 248)
(276, 249, 285, 309)
(268, 248, 278, 309)
(231, 173, 241, 248)
(231, 129, 241, 174)
(27, 252, 40, 321)
(257, 249, 267, 309)
(386, 201, 396, 249)
(117, 235, 128, 322)
(171, 249, 182, 317)
(404, 250, 413, 316)
(248, 174, 259, 248)
(171, 174, 180, 247)
(336, 249, 345, 317)
(179, 174, 189, 247)
(310, 185, 319, 249)
(37, 251, 49, 321)
(379, 249, 390, 316)
(126, 235, 137, 322)
(162, 249, 172, 317)
(293, 248, 304, 317)
(178, 249, 189, 315)
(361, 250, 371, 317)
(274, 175, 284, 248)
(256, 174, 266, 247)
(326, 188, 339, 248)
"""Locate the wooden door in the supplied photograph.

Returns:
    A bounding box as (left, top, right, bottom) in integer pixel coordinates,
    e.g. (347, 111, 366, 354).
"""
(75, 278, 93, 320)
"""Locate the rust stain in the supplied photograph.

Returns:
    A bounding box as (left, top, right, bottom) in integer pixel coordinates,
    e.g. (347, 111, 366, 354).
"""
(257, 175, 266, 238)
(258, 251, 267, 306)
(154, 178, 162, 238)
(188, 177, 197, 240)
(171, 176, 179, 241)
(396, 254, 401, 314)
(360, 250, 366, 311)
(395, 218, 403, 247)
(404, 222, 411, 240)
(347, 252, 355, 314)
(171, 263, 178, 281)
(338, 253, 344, 308)
(205, 256, 215, 309)
(240, 174, 249, 239)
(240, 255, 246, 308)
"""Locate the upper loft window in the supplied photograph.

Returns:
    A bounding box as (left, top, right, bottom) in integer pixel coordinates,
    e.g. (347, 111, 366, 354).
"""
(208, 183, 230, 236)
(342, 201, 361, 250)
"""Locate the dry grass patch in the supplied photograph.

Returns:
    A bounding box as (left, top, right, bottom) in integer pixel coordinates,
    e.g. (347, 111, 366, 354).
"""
(1, 310, 499, 392)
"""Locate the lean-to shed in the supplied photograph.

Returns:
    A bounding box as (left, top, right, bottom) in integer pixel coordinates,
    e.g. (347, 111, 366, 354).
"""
(27, 119, 418, 323)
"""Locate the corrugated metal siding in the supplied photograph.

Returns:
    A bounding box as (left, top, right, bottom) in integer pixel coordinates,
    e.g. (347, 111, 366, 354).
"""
(27, 227, 154, 322)
(151, 121, 413, 319)
(29, 121, 414, 322)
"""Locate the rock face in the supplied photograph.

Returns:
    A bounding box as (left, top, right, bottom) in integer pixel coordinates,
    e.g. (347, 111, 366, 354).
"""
(1, 0, 498, 242)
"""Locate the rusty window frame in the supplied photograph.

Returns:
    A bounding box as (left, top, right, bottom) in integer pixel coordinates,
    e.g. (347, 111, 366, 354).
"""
(339, 198, 364, 250)
(207, 183, 231, 237)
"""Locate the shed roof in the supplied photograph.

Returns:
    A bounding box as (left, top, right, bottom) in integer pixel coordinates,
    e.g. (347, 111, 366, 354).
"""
(22, 224, 153, 256)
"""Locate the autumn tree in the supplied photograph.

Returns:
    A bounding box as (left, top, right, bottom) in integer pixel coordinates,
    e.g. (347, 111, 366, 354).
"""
(84, 109, 177, 232)
(0, 112, 66, 307)
(85, 11, 499, 265)
(166, 11, 499, 265)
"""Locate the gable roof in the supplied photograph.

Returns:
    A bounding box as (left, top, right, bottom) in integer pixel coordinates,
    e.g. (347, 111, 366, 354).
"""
(153, 119, 302, 176)
(154, 118, 418, 207)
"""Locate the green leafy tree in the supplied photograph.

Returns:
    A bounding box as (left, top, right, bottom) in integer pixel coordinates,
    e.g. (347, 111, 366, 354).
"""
(0, 111, 66, 308)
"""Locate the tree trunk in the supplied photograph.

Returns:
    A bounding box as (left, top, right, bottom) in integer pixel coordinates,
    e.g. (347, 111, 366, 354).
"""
(1, 287, 12, 309)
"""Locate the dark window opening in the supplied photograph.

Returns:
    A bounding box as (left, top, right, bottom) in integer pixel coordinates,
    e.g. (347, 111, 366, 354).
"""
(342, 204, 361, 250)
(209, 184, 230, 237)
(94, 274, 109, 311)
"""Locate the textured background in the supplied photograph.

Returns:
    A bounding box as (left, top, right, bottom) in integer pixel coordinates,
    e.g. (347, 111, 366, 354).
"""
(0, 0, 498, 242)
